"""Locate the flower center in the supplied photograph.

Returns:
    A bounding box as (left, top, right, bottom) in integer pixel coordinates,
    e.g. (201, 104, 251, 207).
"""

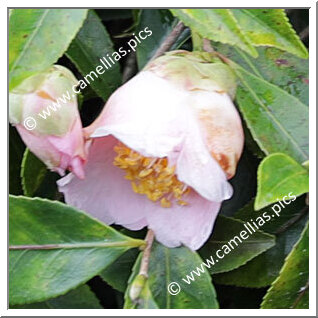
(113, 142, 190, 208)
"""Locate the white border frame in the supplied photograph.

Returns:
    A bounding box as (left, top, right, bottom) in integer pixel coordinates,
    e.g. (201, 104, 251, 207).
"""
(3, 1, 316, 316)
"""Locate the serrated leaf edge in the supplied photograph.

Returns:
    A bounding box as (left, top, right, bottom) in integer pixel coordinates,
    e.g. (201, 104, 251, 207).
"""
(260, 222, 309, 308)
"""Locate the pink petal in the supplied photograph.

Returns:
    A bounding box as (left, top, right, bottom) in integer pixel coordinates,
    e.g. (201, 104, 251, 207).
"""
(69, 157, 85, 179)
(58, 135, 221, 250)
(84, 71, 232, 202)
(191, 90, 244, 179)
(176, 119, 233, 202)
(86, 71, 190, 158)
(146, 193, 221, 250)
(16, 125, 60, 167)
(47, 119, 86, 178)
(58, 136, 148, 225)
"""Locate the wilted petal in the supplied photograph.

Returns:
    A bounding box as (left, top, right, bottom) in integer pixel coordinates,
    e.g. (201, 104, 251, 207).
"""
(176, 124, 233, 202)
(86, 71, 190, 158)
(191, 90, 244, 179)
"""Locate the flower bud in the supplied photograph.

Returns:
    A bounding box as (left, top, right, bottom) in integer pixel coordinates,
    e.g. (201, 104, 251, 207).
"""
(9, 65, 86, 178)
(145, 50, 238, 99)
(129, 274, 147, 302)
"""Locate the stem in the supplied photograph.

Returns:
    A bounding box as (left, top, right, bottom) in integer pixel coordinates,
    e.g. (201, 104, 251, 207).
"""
(202, 38, 214, 53)
(149, 21, 186, 61)
(128, 229, 155, 302)
(122, 21, 186, 83)
(213, 51, 231, 64)
(202, 38, 232, 64)
(9, 239, 145, 250)
(139, 229, 155, 277)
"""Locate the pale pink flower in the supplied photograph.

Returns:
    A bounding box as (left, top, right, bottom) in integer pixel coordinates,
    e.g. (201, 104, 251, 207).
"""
(58, 51, 244, 250)
(9, 65, 86, 179)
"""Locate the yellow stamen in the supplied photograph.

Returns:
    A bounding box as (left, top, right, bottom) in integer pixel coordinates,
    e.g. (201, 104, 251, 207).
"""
(113, 142, 191, 208)
(161, 198, 172, 208)
(138, 168, 153, 178)
(177, 200, 189, 206)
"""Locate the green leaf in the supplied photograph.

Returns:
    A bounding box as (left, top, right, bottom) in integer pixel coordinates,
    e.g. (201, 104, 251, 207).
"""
(11, 284, 102, 309)
(170, 9, 307, 59)
(9, 125, 25, 195)
(255, 153, 309, 210)
(212, 44, 309, 105)
(236, 197, 307, 234)
(124, 241, 218, 309)
(66, 10, 121, 101)
(21, 149, 47, 196)
(199, 216, 275, 274)
(9, 195, 145, 305)
(214, 197, 308, 287)
(170, 9, 257, 57)
(100, 248, 139, 292)
(242, 123, 266, 159)
(100, 228, 146, 292)
(21, 149, 59, 199)
(232, 63, 309, 163)
(261, 223, 308, 309)
(9, 9, 88, 90)
(212, 44, 308, 159)
(231, 9, 308, 59)
(136, 9, 190, 69)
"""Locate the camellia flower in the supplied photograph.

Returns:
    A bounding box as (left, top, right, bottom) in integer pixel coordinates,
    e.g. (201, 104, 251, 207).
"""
(9, 65, 86, 179)
(58, 51, 244, 250)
